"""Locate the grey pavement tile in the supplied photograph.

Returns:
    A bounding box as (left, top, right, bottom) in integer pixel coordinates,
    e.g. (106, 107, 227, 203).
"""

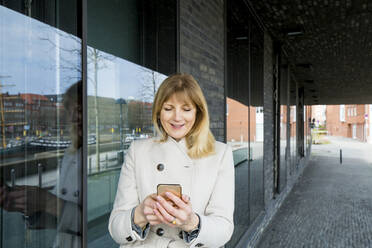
(257, 136, 372, 248)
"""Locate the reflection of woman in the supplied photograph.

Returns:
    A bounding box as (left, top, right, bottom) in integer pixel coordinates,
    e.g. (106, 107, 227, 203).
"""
(109, 74, 234, 248)
(0, 81, 82, 248)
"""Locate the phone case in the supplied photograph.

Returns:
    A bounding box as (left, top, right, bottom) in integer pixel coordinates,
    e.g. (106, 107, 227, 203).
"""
(157, 184, 182, 201)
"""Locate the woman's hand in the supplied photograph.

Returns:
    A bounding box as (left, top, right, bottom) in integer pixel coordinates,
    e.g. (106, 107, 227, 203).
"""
(0, 185, 63, 217)
(134, 193, 161, 228)
(154, 192, 199, 232)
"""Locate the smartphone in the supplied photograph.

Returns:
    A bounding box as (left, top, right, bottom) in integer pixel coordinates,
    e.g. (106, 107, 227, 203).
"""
(157, 184, 182, 203)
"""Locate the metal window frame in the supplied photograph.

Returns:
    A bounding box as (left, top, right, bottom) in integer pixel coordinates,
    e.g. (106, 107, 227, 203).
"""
(81, 0, 88, 247)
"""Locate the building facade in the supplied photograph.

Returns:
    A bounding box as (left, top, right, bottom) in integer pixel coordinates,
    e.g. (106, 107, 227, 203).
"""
(326, 104, 370, 142)
(0, 1, 312, 247)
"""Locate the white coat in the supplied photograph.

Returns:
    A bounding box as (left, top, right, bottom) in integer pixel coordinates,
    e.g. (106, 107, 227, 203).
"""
(108, 136, 235, 248)
(27, 147, 81, 248)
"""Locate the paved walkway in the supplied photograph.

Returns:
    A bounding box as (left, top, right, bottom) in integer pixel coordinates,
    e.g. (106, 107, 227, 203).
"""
(257, 136, 372, 248)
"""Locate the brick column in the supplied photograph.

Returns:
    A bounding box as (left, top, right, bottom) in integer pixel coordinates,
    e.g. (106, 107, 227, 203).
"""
(179, 0, 225, 142)
(263, 32, 275, 208)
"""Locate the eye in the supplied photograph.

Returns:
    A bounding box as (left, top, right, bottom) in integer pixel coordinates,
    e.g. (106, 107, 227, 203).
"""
(184, 108, 191, 111)
(163, 108, 172, 111)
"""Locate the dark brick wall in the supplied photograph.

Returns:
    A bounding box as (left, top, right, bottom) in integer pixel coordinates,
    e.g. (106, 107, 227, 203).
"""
(263, 32, 275, 208)
(177, 3, 313, 247)
(179, 0, 225, 142)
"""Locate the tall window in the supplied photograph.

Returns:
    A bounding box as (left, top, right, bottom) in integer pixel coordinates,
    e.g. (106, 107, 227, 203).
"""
(226, 2, 264, 246)
(0, 2, 82, 247)
(86, 0, 176, 246)
(0, 1, 176, 247)
(340, 104, 345, 122)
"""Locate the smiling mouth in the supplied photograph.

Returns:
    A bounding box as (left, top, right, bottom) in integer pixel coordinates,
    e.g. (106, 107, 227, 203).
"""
(171, 124, 184, 129)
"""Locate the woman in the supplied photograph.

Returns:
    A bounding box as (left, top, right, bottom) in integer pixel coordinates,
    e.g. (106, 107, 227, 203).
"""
(109, 74, 234, 248)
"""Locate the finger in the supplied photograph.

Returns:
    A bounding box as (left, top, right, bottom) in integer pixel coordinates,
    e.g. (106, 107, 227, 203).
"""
(149, 220, 161, 225)
(146, 215, 159, 221)
(143, 198, 157, 208)
(8, 192, 27, 203)
(7, 189, 26, 198)
(143, 209, 153, 215)
(155, 201, 177, 223)
(153, 208, 174, 227)
(164, 192, 188, 210)
(7, 202, 25, 212)
(153, 208, 167, 223)
(12, 197, 26, 205)
(149, 193, 157, 199)
(13, 204, 26, 211)
(182, 194, 190, 203)
(156, 195, 179, 217)
(143, 206, 155, 215)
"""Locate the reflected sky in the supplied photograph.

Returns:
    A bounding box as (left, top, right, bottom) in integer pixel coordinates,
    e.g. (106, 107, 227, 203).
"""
(0, 5, 166, 101)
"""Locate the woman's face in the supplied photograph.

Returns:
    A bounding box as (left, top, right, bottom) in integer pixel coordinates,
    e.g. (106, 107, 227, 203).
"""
(160, 94, 196, 141)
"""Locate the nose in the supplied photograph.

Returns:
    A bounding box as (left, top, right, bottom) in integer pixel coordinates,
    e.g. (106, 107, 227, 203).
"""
(173, 109, 182, 121)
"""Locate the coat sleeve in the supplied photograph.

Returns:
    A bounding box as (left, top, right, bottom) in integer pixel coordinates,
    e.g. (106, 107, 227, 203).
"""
(108, 141, 146, 245)
(189, 145, 235, 248)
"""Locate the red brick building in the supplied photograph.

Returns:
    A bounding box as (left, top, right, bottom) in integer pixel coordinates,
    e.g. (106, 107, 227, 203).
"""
(326, 104, 370, 142)
(226, 97, 260, 142)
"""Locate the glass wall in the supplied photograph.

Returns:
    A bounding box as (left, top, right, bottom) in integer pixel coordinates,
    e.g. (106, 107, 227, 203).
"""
(279, 62, 289, 191)
(86, 0, 176, 246)
(249, 21, 264, 223)
(279, 105, 287, 189)
(290, 105, 297, 175)
(305, 106, 312, 154)
(226, 2, 264, 246)
(0, 2, 82, 248)
(226, 3, 250, 244)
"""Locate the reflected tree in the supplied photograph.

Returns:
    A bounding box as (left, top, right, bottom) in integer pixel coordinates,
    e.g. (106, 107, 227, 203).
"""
(137, 68, 162, 136)
(39, 29, 115, 171)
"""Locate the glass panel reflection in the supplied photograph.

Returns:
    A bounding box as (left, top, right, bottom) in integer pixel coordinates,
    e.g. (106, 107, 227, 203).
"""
(0, 4, 81, 248)
(290, 106, 297, 174)
(86, 0, 176, 246)
(225, 3, 251, 244)
(226, 97, 249, 247)
(249, 22, 264, 223)
(86, 50, 166, 246)
(280, 105, 287, 190)
(305, 106, 312, 154)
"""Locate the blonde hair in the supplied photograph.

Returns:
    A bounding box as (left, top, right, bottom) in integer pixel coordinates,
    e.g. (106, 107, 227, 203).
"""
(152, 74, 215, 159)
(63, 81, 82, 151)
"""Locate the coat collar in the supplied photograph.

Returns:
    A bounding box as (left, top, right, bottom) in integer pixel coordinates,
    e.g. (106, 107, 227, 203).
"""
(168, 136, 186, 148)
(161, 136, 194, 167)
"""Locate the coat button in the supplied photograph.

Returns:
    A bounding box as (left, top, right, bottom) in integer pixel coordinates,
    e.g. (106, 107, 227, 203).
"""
(126, 236, 133, 242)
(195, 243, 204, 247)
(74, 190, 79, 197)
(178, 231, 183, 239)
(61, 188, 67, 195)
(156, 228, 164, 236)
(157, 163, 164, 171)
